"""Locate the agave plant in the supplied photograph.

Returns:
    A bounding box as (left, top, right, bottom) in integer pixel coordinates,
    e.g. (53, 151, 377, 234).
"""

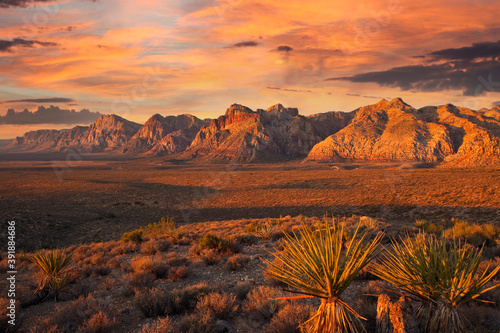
(30, 249, 74, 299)
(264, 221, 383, 333)
(372, 233, 500, 333)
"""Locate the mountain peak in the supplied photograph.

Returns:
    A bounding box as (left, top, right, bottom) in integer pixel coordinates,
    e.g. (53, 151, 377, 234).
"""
(225, 104, 254, 116)
(266, 103, 299, 117)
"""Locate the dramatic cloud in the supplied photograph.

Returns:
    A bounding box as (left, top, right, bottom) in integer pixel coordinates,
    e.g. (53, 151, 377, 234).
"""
(346, 93, 382, 99)
(0, 106, 103, 125)
(230, 41, 259, 48)
(0, 0, 96, 8)
(331, 41, 500, 96)
(429, 40, 500, 63)
(266, 87, 312, 93)
(5, 97, 75, 104)
(0, 0, 51, 8)
(0, 38, 57, 52)
(276, 45, 293, 52)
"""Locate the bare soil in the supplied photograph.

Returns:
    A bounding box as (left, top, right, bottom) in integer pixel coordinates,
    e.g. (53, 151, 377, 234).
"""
(0, 158, 499, 250)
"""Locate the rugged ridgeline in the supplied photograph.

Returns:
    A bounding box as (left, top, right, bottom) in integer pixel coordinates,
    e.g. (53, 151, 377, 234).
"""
(4, 99, 500, 166)
(8, 115, 141, 153)
(119, 114, 209, 156)
(306, 98, 500, 167)
(180, 103, 353, 162)
(6, 114, 207, 155)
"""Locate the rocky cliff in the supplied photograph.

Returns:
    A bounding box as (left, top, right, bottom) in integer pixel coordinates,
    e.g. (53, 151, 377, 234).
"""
(306, 98, 500, 167)
(181, 103, 351, 162)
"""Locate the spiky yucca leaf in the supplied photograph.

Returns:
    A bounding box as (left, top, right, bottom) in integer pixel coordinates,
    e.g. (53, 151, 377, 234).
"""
(264, 221, 383, 333)
(30, 249, 74, 295)
(372, 234, 500, 333)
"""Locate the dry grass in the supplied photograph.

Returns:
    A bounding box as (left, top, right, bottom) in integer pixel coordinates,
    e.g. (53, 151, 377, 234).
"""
(131, 256, 170, 279)
(195, 291, 239, 320)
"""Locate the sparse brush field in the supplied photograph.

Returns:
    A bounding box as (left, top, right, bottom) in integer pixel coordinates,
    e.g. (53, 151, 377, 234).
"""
(0, 215, 499, 332)
(0, 160, 499, 249)
(0, 160, 499, 332)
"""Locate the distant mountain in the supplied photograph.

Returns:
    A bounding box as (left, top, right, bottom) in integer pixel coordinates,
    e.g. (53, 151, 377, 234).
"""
(4, 99, 500, 167)
(306, 98, 500, 167)
(119, 114, 208, 156)
(0, 106, 102, 125)
(180, 103, 352, 162)
(8, 115, 141, 153)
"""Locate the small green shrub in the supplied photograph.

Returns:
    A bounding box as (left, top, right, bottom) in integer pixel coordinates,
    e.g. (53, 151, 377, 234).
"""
(198, 234, 234, 254)
(121, 230, 143, 243)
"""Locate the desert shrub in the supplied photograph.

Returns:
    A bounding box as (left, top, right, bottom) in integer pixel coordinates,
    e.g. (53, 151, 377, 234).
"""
(31, 295, 113, 332)
(131, 256, 170, 279)
(168, 265, 189, 281)
(172, 283, 213, 314)
(226, 253, 250, 271)
(195, 291, 239, 320)
(121, 229, 143, 243)
(124, 272, 156, 291)
(245, 222, 259, 233)
(242, 286, 284, 321)
(142, 217, 186, 244)
(359, 216, 378, 229)
(253, 223, 275, 239)
(29, 249, 75, 300)
(175, 311, 216, 333)
(141, 238, 172, 255)
(266, 302, 314, 333)
(112, 242, 138, 255)
(443, 220, 500, 247)
(372, 233, 500, 332)
(78, 311, 116, 333)
(264, 221, 382, 332)
(233, 281, 253, 300)
(165, 252, 189, 267)
(200, 249, 221, 266)
(139, 316, 175, 333)
(134, 288, 174, 318)
(198, 233, 235, 254)
(188, 243, 201, 257)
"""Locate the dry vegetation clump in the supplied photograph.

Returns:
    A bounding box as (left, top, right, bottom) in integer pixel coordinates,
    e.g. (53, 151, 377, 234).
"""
(131, 256, 170, 279)
(29, 295, 115, 333)
(242, 286, 285, 321)
(195, 291, 239, 320)
(112, 242, 139, 255)
(124, 272, 156, 292)
(266, 302, 315, 333)
(121, 229, 144, 243)
(168, 265, 190, 281)
(443, 219, 500, 247)
(134, 288, 173, 318)
(141, 237, 172, 255)
(138, 316, 175, 333)
(226, 253, 250, 271)
(232, 281, 254, 300)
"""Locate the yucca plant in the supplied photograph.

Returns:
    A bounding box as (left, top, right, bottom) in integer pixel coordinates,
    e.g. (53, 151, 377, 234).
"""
(254, 222, 275, 239)
(264, 221, 383, 333)
(372, 233, 500, 333)
(30, 249, 74, 300)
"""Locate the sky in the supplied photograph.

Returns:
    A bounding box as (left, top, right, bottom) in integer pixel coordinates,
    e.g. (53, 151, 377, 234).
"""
(0, 0, 499, 139)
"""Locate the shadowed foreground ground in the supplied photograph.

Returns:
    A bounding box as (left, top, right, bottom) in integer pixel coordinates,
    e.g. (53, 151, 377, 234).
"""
(0, 159, 499, 249)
